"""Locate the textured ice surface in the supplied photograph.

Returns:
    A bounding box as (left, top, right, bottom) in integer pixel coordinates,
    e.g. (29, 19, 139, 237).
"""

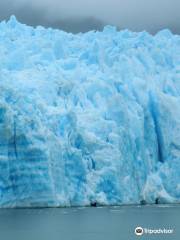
(0, 16, 179, 207)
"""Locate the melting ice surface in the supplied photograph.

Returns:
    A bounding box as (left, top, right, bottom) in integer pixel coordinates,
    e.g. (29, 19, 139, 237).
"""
(0, 16, 179, 207)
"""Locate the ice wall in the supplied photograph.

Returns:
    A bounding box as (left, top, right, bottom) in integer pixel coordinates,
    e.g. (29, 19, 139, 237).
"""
(0, 16, 179, 207)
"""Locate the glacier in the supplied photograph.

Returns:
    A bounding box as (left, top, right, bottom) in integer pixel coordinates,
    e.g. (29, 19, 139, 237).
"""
(0, 16, 179, 207)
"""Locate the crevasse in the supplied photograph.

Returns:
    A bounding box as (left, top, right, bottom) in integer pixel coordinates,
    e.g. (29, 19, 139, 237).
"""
(0, 16, 179, 207)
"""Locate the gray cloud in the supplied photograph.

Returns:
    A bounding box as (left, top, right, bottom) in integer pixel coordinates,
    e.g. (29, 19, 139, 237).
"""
(0, 0, 179, 34)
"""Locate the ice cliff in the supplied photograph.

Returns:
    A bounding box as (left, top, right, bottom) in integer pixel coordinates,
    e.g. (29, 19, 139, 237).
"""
(0, 16, 179, 207)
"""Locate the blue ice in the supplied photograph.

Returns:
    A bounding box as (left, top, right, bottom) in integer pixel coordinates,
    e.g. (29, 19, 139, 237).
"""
(0, 16, 179, 207)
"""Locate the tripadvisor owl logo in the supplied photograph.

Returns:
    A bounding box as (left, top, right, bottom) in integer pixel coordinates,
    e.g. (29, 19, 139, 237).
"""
(135, 227, 144, 236)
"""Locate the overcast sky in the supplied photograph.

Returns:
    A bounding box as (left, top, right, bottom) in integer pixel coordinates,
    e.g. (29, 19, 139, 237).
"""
(0, 0, 179, 34)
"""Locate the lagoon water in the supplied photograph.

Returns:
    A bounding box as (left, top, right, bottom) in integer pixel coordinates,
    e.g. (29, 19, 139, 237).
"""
(0, 205, 179, 240)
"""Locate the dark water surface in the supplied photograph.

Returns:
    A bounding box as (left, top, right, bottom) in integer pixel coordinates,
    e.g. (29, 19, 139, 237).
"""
(0, 205, 179, 240)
